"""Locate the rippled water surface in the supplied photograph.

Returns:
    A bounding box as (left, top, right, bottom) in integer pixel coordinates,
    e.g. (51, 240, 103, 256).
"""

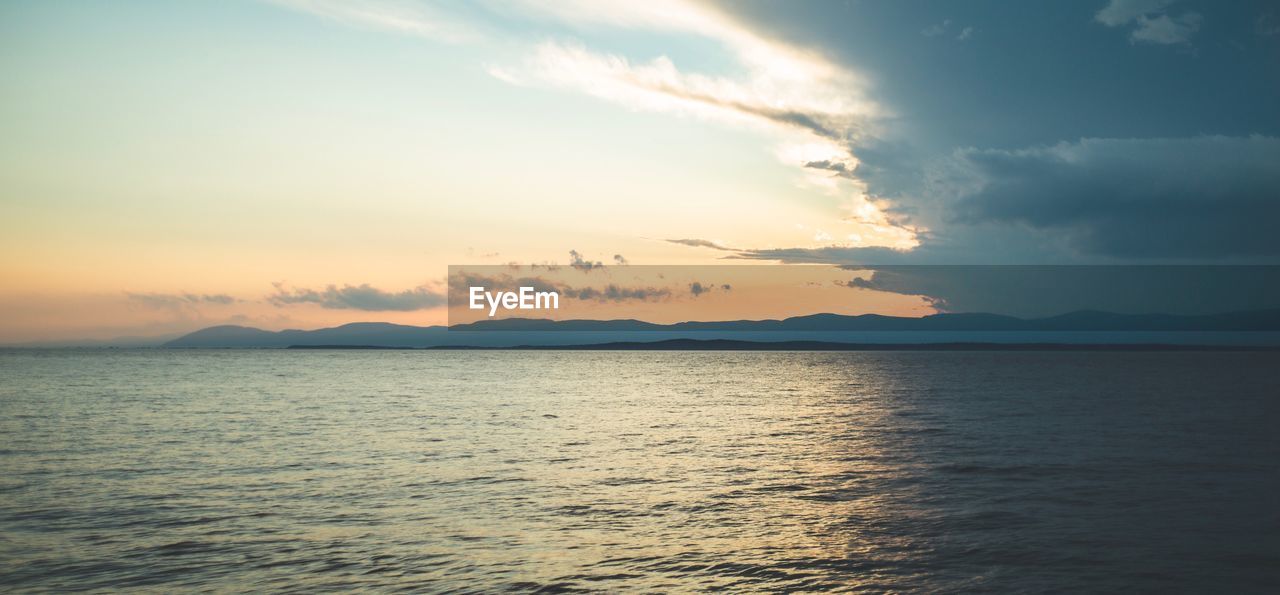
(2, 350, 1278, 592)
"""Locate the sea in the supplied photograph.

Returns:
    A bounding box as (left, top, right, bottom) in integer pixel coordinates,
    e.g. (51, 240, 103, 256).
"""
(1, 349, 1277, 592)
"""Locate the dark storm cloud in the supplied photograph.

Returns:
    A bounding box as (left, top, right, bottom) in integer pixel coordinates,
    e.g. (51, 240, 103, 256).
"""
(842, 266, 1280, 318)
(947, 136, 1280, 258)
(269, 283, 445, 311)
(702, 1, 1280, 264)
(743, 135, 1280, 264)
(720, 1, 1280, 149)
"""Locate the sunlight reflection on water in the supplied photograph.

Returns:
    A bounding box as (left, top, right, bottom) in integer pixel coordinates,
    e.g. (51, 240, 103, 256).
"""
(1, 350, 1278, 591)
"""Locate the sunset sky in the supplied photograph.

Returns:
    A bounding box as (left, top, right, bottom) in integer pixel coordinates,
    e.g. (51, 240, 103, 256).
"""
(2, 0, 1278, 342)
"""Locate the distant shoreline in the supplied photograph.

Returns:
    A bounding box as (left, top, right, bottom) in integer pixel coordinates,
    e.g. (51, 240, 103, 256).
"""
(284, 339, 1280, 352)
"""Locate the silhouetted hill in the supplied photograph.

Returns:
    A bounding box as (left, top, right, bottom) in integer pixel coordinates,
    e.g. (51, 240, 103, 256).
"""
(162, 309, 1280, 348)
(165, 322, 448, 348)
(459, 318, 667, 331)
(1034, 309, 1280, 331)
(454, 309, 1280, 333)
(507, 338, 1280, 351)
(171, 325, 279, 346)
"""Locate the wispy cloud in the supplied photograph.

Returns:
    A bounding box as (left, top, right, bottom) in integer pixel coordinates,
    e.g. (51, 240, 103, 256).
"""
(667, 236, 926, 265)
(484, 2, 917, 251)
(1095, 0, 1201, 45)
(666, 238, 734, 250)
(921, 19, 974, 42)
(488, 40, 870, 141)
(266, 0, 482, 43)
(562, 284, 670, 302)
(1259, 13, 1280, 36)
(268, 282, 446, 311)
(272, 0, 917, 252)
(126, 292, 239, 309)
(448, 271, 673, 303)
(921, 20, 951, 37)
(727, 245, 917, 265)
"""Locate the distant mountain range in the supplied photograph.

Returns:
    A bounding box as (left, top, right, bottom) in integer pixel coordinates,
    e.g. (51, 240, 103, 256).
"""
(162, 309, 1280, 349)
(287, 339, 1279, 352)
(453, 309, 1280, 332)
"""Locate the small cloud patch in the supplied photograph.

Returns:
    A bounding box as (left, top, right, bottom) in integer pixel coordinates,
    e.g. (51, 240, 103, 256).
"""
(269, 283, 445, 311)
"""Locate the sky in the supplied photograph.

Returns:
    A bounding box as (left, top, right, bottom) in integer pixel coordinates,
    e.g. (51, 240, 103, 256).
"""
(1, 0, 1278, 342)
